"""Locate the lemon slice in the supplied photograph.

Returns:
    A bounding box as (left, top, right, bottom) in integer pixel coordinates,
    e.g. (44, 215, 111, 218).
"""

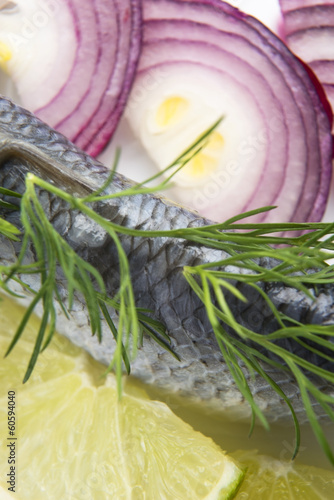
(232, 450, 334, 500)
(0, 295, 244, 499)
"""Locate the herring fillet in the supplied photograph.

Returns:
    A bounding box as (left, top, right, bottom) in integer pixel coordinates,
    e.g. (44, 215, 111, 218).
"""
(0, 96, 333, 423)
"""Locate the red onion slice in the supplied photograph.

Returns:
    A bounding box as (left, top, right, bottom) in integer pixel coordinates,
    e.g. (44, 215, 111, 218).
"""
(0, 0, 142, 156)
(125, 0, 333, 225)
(280, 0, 334, 11)
(279, 1, 334, 124)
(310, 60, 334, 84)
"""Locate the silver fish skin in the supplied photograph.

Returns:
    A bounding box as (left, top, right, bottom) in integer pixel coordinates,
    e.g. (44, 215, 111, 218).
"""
(0, 96, 333, 423)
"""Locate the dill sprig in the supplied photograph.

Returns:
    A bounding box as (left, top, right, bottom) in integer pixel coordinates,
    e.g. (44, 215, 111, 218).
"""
(0, 186, 21, 240)
(0, 173, 180, 395)
(1, 122, 334, 463)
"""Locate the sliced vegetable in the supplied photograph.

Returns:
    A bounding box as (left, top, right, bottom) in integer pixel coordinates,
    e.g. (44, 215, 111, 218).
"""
(0, 0, 142, 156)
(279, 0, 334, 124)
(125, 0, 333, 225)
(280, 0, 334, 12)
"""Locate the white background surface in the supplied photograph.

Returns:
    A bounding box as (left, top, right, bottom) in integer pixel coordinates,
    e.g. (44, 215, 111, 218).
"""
(226, 0, 282, 31)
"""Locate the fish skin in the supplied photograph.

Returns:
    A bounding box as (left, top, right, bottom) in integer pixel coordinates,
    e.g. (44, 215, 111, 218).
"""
(0, 95, 333, 423)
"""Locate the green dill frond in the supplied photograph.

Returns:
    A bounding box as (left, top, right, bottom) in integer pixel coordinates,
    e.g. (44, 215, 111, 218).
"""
(0, 217, 20, 241)
(183, 234, 334, 464)
(0, 187, 22, 239)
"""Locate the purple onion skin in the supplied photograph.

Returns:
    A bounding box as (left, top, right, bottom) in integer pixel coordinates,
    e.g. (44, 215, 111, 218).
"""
(34, 0, 142, 157)
(280, 0, 334, 12)
(297, 56, 334, 138)
(279, 1, 334, 136)
(74, 0, 143, 156)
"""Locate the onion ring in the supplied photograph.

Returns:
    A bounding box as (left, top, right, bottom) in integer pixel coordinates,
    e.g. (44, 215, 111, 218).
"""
(125, 0, 333, 225)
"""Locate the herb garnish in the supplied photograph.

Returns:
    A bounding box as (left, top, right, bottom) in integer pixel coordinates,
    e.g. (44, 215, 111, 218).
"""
(1, 124, 334, 463)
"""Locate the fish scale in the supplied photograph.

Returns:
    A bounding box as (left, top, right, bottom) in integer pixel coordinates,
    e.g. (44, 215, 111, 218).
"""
(0, 96, 333, 423)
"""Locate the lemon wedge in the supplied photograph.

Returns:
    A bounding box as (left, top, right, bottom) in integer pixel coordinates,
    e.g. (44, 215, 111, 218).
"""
(232, 450, 334, 500)
(0, 294, 244, 499)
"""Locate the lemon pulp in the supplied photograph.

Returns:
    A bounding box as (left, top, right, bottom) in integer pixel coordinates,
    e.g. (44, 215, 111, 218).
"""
(0, 294, 244, 499)
(232, 450, 334, 500)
